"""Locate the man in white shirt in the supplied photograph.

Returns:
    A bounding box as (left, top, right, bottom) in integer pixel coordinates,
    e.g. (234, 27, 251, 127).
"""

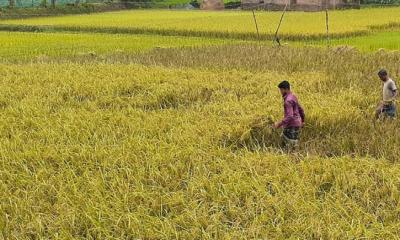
(376, 69, 398, 119)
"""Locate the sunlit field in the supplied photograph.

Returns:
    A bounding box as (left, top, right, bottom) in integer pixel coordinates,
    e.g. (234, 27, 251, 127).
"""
(0, 32, 233, 60)
(303, 31, 400, 51)
(1, 6, 400, 239)
(1, 7, 400, 39)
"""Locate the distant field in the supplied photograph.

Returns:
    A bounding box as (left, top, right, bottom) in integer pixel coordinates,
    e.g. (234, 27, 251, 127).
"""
(1, 8, 400, 40)
(297, 31, 400, 51)
(327, 31, 400, 51)
(0, 32, 233, 60)
(0, 30, 398, 61)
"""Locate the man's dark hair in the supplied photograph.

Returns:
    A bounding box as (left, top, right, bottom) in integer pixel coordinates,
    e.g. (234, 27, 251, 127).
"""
(278, 81, 290, 90)
(378, 69, 388, 77)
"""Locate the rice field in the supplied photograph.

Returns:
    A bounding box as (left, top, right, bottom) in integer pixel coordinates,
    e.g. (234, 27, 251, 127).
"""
(303, 31, 400, 52)
(1, 7, 400, 40)
(0, 32, 234, 60)
(1, 7, 400, 239)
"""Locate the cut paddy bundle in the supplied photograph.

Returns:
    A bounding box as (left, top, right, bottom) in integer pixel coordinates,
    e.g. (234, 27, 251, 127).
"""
(225, 116, 281, 150)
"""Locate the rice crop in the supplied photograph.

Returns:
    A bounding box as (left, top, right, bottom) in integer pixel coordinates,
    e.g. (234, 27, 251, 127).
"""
(1, 7, 399, 40)
(298, 31, 400, 52)
(1, 6, 400, 238)
(1, 44, 400, 238)
(0, 31, 233, 61)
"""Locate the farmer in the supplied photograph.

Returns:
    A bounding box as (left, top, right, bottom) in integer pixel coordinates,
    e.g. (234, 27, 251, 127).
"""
(273, 81, 305, 151)
(375, 69, 398, 119)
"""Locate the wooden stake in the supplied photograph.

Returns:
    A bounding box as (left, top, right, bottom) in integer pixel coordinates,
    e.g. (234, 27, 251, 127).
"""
(325, 2, 330, 47)
(273, 2, 288, 46)
(252, 9, 261, 45)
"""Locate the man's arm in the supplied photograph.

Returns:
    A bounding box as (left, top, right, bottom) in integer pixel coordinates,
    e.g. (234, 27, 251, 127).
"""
(275, 101, 294, 128)
(391, 81, 398, 99)
(298, 104, 305, 124)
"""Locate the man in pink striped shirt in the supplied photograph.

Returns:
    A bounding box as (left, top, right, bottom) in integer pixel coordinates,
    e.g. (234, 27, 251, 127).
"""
(273, 81, 305, 150)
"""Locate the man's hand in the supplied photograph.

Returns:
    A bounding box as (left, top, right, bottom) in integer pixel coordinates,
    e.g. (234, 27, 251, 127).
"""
(393, 89, 398, 99)
(272, 122, 281, 129)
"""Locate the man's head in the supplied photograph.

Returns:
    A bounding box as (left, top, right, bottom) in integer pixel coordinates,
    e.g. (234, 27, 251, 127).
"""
(278, 80, 291, 96)
(378, 69, 389, 82)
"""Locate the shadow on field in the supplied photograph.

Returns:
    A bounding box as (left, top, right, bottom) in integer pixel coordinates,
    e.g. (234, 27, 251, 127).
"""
(223, 115, 400, 161)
